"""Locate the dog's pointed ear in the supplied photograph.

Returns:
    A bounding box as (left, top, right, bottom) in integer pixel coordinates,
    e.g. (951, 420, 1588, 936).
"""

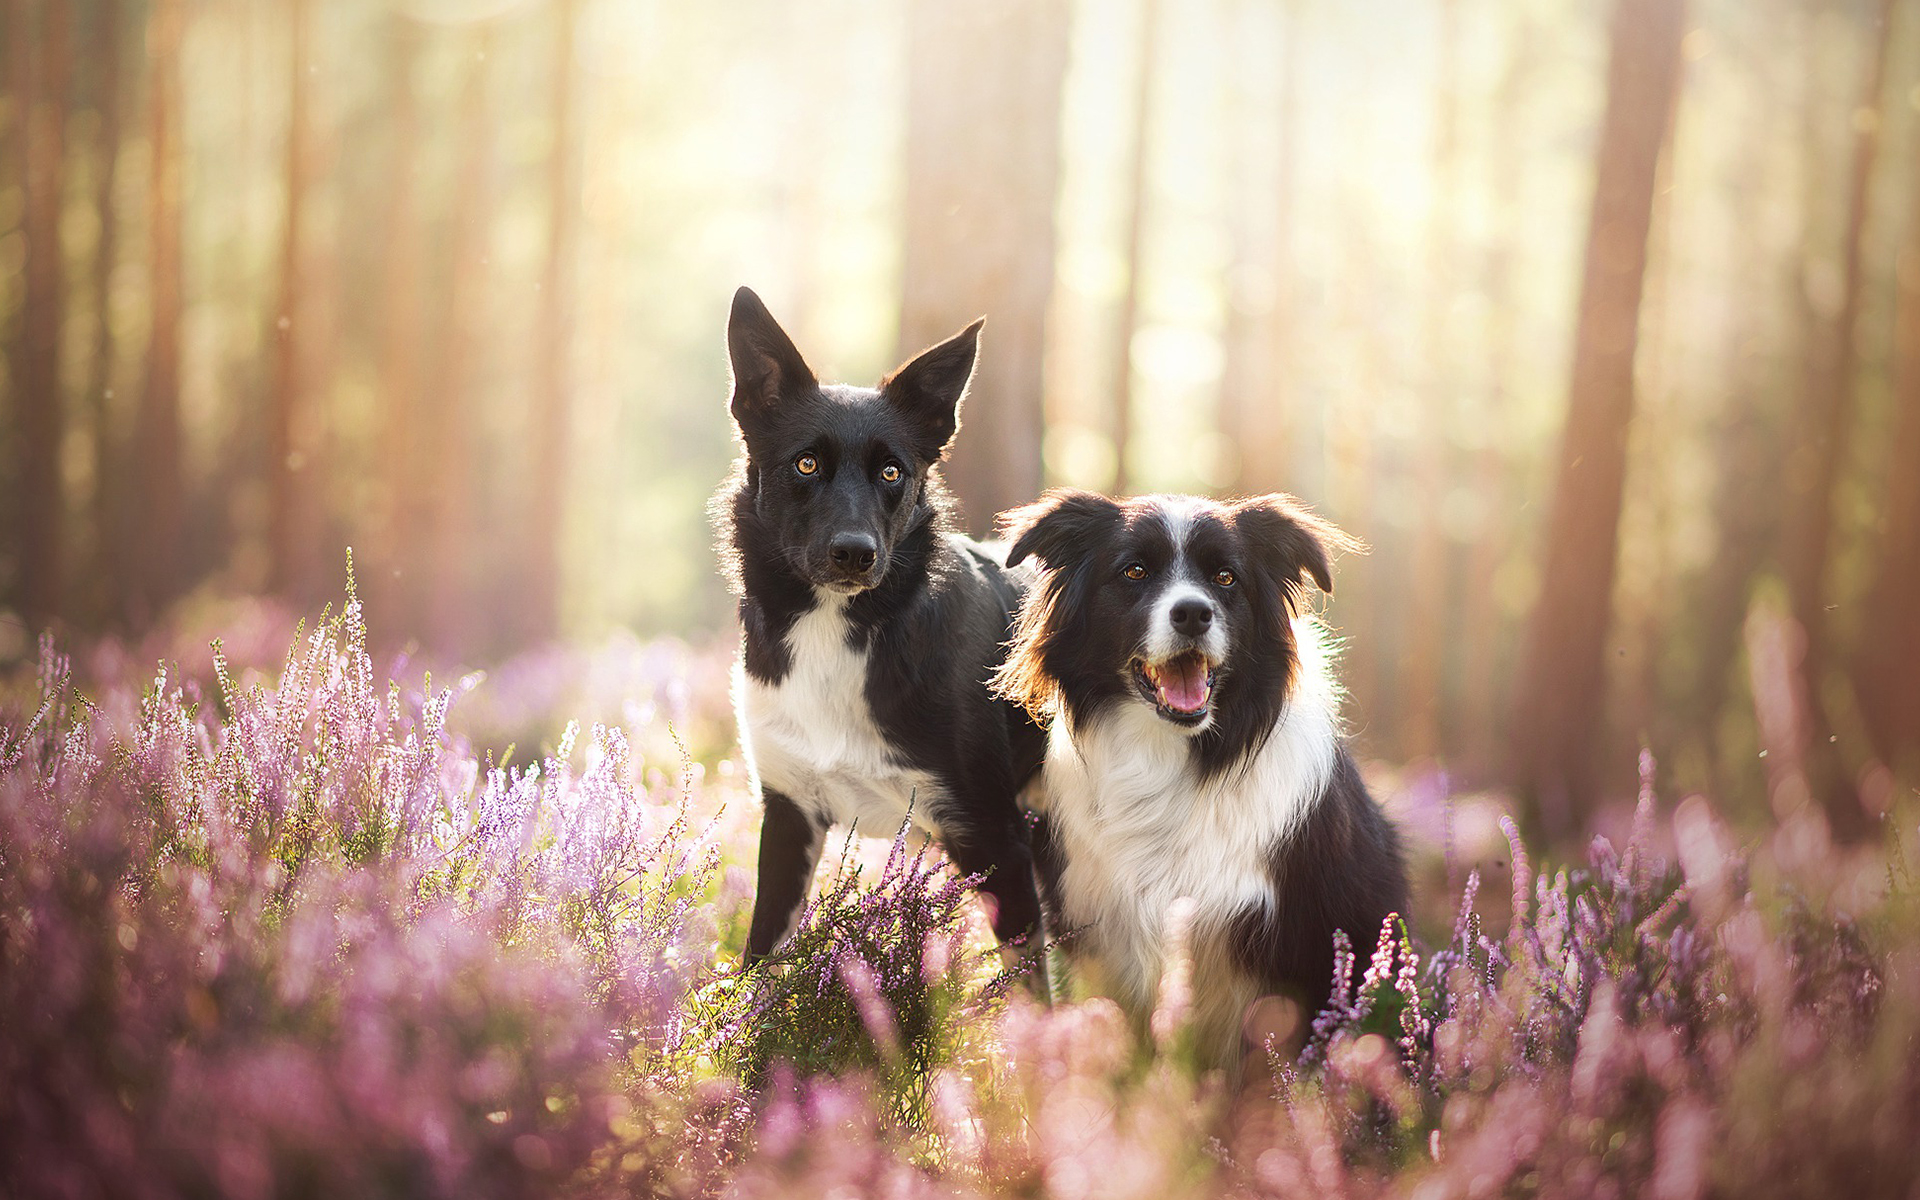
(1230, 494, 1362, 608)
(728, 286, 816, 429)
(881, 317, 983, 458)
(1001, 489, 1122, 571)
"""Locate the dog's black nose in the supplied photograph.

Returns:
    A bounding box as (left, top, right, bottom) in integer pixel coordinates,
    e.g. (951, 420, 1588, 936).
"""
(1169, 599, 1214, 637)
(829, 533, 879, 575)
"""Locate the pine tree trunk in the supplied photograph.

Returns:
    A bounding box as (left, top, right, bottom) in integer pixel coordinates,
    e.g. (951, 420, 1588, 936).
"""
(1400, 0, 1462, 761)
(897, 0, 1069, 532)
(1459, 14, 1534, 777)
(1777, 0, 1894, 839)
(268, 0, 315, 601)
(1509, 0, 1684, 829)
(1685, 30, 1792, 784)
(85, 0, 124, 621)
(1108, 0, 1156, 497)
(131, 0, 184, 622)
(0, 2, 16, 400)
(525, 0, 581, 642)
(1615, 106, 1680, 761)
(375, 14, 423, 630)
(418, 24, 494, 652)
(1855, 115, 1920, 772)
(1218, 0, 1301, 498)
(14, 0, 70, 623)
(1216, 0, 1262, 496)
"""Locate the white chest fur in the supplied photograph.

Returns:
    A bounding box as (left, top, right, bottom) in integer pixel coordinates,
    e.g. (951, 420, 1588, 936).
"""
(1039, 617, 1342, 1012)
(734, 593, 946, 837)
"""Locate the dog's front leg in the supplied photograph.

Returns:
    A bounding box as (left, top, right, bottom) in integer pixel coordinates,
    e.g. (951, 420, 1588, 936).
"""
(1028, 811, 1066, 933)
(946, 825, 1052, 1003)
(744, 789, 827, 964)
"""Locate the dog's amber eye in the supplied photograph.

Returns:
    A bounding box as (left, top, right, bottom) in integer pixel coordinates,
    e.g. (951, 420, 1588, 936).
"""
(1122, 563, 1147, 581)
(795, 454, 819, 476)
(880, 463, 902, 483)
(1213, 569, 1235, 587)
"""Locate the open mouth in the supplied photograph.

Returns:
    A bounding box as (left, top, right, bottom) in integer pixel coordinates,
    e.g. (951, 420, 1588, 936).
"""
(1132, 651, 1218, 725)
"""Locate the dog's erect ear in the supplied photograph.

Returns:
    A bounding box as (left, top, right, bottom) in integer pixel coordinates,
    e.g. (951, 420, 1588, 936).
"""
(1230, 494, 1362, 606)
(1001, 489, 1123, 571)
(880, 318, 983, 458)
(728, 286, 817, 428)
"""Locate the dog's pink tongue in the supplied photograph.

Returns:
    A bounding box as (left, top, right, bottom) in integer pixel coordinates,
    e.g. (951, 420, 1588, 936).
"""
(1159, 658, 1210, 712)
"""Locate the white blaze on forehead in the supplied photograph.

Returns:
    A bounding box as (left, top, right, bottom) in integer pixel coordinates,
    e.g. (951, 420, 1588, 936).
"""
(1147, 494, 1210, 541)
(1140, 498, 1228, 665)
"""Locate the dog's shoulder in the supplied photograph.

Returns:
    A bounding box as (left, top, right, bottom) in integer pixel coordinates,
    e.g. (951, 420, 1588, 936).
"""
(1269, 750, 1406, 909)
(953, 533, 1010, 570)
(947, 532, 1034, 614)
(1227, 747, 1408, 1012)
(852, 530, 1017, 647)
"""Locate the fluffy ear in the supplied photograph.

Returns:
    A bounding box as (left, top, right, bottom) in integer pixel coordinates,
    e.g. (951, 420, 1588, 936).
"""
(1000, 489, 1123, 571)
(1230, 494, 1363, 605)
(727, 286, 817, 429)
(880, 318, 983, 458)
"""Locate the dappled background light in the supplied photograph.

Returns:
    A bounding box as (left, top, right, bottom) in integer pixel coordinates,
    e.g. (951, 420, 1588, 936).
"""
(2, 0, 1916, 820)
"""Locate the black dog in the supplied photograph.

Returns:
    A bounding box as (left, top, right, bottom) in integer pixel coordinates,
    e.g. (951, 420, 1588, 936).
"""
(996, 490, 1406, 1062)
(715, 287, 1049, 983)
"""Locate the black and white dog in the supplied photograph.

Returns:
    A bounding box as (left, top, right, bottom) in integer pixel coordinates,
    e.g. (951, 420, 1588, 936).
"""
(996, 490, 1406, 1061)
(716, 287, 1049, 983)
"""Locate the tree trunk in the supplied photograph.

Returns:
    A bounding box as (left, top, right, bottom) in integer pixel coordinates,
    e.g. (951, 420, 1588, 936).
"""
(1399, 0, 1462, 761)
(1615, 100, 1681, 762)
(13, 0, 71, 624)
(417, 24, 495, 652)
(1684, 25, 1793, 783)
(525, 0, 581, 643)
(1777, 0, 1894, 839)
(268, 0, 315, 601)
(898, 0, 1069, 532)
(85, 0, 124, 621)
(1216, 1, 1262, 497)
(1855, 113, 1920, 772)
(1459, 14, 1534, 777)
(131, 0, 184, 622)
(1509, 0, 1684, 829)
(375, 14, 423, 631)
(1218, 0, 1301, 499)
(1324, 226, 1389, 731)
(0, 0, 16, 373)
(1107, 0, 1156, 497)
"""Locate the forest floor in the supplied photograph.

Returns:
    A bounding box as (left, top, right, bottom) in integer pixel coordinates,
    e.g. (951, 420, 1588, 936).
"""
(2, 589, 1916, 1198)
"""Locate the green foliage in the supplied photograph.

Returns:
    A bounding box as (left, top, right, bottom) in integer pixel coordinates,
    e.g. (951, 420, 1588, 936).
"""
(688, 826, 1007, 1131)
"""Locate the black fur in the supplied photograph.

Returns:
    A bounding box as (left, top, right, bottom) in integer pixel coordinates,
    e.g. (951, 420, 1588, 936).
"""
(715, 287, 1048, 973)
(1228, 753, 1408, 1018)
(1001, 490, 1356, 781)
(997, 489, 1404, 1037)
(742, 788, 827, 960)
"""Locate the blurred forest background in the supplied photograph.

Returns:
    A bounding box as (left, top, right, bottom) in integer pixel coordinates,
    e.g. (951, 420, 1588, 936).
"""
(2, 0, 1917, 832)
